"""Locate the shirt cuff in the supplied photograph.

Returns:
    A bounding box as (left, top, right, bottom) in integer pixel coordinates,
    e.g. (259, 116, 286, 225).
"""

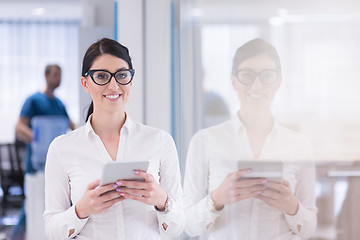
(67, 205, 89, 238)
(284, 202, 306, 234)
(156, 196, 185, 237)
(202, 197, 221, 226)
(156, 196, 177, 227)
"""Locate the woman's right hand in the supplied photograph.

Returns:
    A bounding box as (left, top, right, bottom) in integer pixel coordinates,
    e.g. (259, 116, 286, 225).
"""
(211, 169, 267, 209)
(75, 179, 125, 219)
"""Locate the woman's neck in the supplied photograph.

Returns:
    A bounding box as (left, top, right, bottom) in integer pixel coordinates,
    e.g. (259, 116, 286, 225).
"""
(91, 110, 126, 138)
(238, 108, 274, 159)
(238, 108, 273, 133)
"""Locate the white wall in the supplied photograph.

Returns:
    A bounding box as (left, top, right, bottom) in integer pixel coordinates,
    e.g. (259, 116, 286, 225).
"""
(117, 0, 172, 133)
(117, 0, 145, 124)
(77, 0, 114, 124)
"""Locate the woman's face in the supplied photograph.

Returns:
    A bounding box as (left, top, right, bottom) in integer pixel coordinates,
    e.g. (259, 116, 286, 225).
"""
(232, 54, 281, 111)
(81, 54, 132, 115)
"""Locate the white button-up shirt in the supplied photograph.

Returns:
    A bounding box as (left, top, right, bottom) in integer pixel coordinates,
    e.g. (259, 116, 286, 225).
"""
(44, 115, 184, 240)
(184, 115, 317, 240)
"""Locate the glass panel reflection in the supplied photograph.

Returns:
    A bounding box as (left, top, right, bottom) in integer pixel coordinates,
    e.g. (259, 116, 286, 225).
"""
(180, 1, 360, 239)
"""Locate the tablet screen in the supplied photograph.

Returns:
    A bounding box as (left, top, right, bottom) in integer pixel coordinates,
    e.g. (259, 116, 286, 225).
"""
(237, 160, 283, 181)
(100, 161, 150, 186)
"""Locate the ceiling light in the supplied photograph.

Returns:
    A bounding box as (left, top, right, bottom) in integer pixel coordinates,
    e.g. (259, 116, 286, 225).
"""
(269, 17, 284, 26)
(32, 8, 45, 16)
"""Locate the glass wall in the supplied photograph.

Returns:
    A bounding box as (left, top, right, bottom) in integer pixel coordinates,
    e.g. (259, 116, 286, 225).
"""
(179, 0, 360, 239)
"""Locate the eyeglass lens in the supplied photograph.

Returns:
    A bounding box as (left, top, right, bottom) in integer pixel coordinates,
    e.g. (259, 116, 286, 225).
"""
(91, 70, 133, 85)
(237, 69, 278, 85)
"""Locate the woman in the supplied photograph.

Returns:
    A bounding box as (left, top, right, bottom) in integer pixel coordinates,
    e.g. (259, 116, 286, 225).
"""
(44, 38, 184, 239)
(184, 39, 317, 239)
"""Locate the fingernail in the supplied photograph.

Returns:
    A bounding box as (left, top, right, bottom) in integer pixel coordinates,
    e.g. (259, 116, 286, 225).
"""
(112, 184, 117, 188)
(247, 169, 252, 173)
(262, 179, 267, 183)
(116, 188, 122, 192)
(120, 193, 126, 197)
(134, 170, 139, 175)
(116, 181, 122, 186)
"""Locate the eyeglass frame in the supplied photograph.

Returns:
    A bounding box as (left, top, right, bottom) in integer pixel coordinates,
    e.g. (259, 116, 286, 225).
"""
(84, 69, 135, 86)
(234, 68, 280, 85)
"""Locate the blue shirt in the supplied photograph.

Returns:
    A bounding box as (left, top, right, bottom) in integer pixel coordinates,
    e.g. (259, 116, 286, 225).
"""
(20, 92, 69, 173)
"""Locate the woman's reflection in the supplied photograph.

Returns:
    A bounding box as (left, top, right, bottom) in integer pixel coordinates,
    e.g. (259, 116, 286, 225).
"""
(184, 38, 317, 239)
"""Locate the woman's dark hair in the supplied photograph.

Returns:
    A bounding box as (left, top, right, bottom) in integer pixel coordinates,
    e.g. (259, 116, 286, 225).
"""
(232, 38, 281, 74)
(82, 38, 133, 122)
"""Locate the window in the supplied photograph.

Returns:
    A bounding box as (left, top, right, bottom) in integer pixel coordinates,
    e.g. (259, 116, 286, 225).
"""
(0, 20, 80, 142)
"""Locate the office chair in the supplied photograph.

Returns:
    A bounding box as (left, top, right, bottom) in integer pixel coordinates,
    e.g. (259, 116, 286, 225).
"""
(0, 141, 25, 216)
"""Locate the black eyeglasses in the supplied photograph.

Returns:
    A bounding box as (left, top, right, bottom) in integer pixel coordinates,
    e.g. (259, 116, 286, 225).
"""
(235, 69, 279, 85)
(85, 69, 135, 86)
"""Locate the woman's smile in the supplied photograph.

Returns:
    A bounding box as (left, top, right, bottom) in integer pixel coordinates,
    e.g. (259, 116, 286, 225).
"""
(104, 93, 122, 100)
(247, 93, 264, 99)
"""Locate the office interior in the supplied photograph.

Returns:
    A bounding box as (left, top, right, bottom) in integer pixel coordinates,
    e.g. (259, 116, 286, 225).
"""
(1, 0, 360, 239)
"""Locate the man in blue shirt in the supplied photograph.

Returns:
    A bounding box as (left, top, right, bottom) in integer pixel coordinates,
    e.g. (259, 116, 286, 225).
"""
(11, 64, 75, 240)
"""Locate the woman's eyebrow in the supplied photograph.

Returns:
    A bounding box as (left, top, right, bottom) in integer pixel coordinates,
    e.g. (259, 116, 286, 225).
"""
(116, 67, 128, 71)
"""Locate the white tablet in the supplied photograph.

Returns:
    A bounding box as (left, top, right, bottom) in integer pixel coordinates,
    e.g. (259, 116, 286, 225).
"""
(237, 160, 283, 181)
(100, 161, 150, 186)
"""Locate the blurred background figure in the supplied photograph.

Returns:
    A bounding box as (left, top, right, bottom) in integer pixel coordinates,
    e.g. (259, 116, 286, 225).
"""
(184, 38, 317, 240)
(12, 64, 75, 240)
(202, 90, 230, 128)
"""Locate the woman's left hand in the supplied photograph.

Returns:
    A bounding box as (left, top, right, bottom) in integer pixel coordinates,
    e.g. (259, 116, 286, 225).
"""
(255, 179, 299, 215)
(116, 171, 168, 210)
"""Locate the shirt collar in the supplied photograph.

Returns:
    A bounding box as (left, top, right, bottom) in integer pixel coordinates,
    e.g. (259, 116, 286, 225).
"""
(84, 112, 134, 137)
(230, 112, 245, 132)
(230, 111, 278, 135)
(122, 113, 134, 133)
